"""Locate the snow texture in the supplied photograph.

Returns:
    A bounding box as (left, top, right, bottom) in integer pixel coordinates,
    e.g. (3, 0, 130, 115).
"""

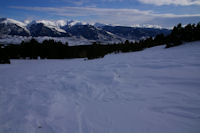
(0, 42, 200, 133)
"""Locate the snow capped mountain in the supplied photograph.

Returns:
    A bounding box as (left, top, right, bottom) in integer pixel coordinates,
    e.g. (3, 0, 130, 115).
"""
(0, 18, 30, 36)
(101, 25, 171, 40)
(63, 24, 122, 41)
(0, 18, 171, 44)
(67, 20, 88, 27)
(0, 18, 27, 29)
(27, 20, 67, 33)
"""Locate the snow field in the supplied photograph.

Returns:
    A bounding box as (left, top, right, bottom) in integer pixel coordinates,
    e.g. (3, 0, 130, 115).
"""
(0, 42, 200, 133)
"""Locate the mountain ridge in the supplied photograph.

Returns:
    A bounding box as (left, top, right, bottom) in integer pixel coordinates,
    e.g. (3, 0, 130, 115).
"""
(0, 17, 171, 44)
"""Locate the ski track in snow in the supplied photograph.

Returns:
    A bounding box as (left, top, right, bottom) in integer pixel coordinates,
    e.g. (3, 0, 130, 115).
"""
(0, 41, 200, 133)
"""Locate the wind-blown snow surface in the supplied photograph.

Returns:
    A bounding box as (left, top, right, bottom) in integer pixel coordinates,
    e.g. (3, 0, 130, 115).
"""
(0, 42, 200, 133)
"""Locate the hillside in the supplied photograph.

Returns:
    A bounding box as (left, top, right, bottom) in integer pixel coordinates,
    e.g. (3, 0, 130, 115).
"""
(0, 41, 200, 133)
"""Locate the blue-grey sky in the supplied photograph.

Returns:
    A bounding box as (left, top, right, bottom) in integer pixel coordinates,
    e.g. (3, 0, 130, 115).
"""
(0, 0, 200, 27)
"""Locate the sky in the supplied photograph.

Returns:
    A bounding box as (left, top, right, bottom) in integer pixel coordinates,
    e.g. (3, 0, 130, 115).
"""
(0, 0, 200, 28)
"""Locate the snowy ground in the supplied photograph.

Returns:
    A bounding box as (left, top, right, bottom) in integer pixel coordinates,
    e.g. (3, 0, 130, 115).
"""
(0, 42, 200, 133)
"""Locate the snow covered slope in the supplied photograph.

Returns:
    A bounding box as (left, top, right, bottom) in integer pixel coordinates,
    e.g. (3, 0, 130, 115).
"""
(28, 20, 67, 33)
(0, 41, 200, 133)
(27, 20, 71, 37)
(0, 18, 30, 36)
(0, 18, 27, 30)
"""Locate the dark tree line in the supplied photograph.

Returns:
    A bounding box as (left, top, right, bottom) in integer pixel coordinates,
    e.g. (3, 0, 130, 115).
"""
(165, 23, 200, 48)
(0, 22, 200, 63)
(0, 44, 10, 64)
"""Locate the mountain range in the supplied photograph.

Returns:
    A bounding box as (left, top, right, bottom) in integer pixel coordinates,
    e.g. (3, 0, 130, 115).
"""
(0, 18, 171, 44)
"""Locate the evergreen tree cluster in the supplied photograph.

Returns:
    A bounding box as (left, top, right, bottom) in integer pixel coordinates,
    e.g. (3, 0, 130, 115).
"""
(165, 22, 200, 48)
(0, 44, 10, 64)
(0, 22, 200, 63)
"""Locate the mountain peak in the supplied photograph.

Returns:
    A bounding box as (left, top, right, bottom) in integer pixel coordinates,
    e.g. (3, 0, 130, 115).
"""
(67, 20, 88, 27)
(27, 20, 67, 33)
(92, 22, 106, 28)
(0, 17, 30, 36)
(0, 18, 27, 28)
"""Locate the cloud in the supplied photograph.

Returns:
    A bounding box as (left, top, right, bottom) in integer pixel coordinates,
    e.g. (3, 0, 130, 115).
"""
(10, 6, 153, 17)
(70, 1, 84, 6)
(10, 6, 200, 27)
(62, 0, 85, 6)
(138, 0, 200, 6)
(103, 0, 121, 1)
